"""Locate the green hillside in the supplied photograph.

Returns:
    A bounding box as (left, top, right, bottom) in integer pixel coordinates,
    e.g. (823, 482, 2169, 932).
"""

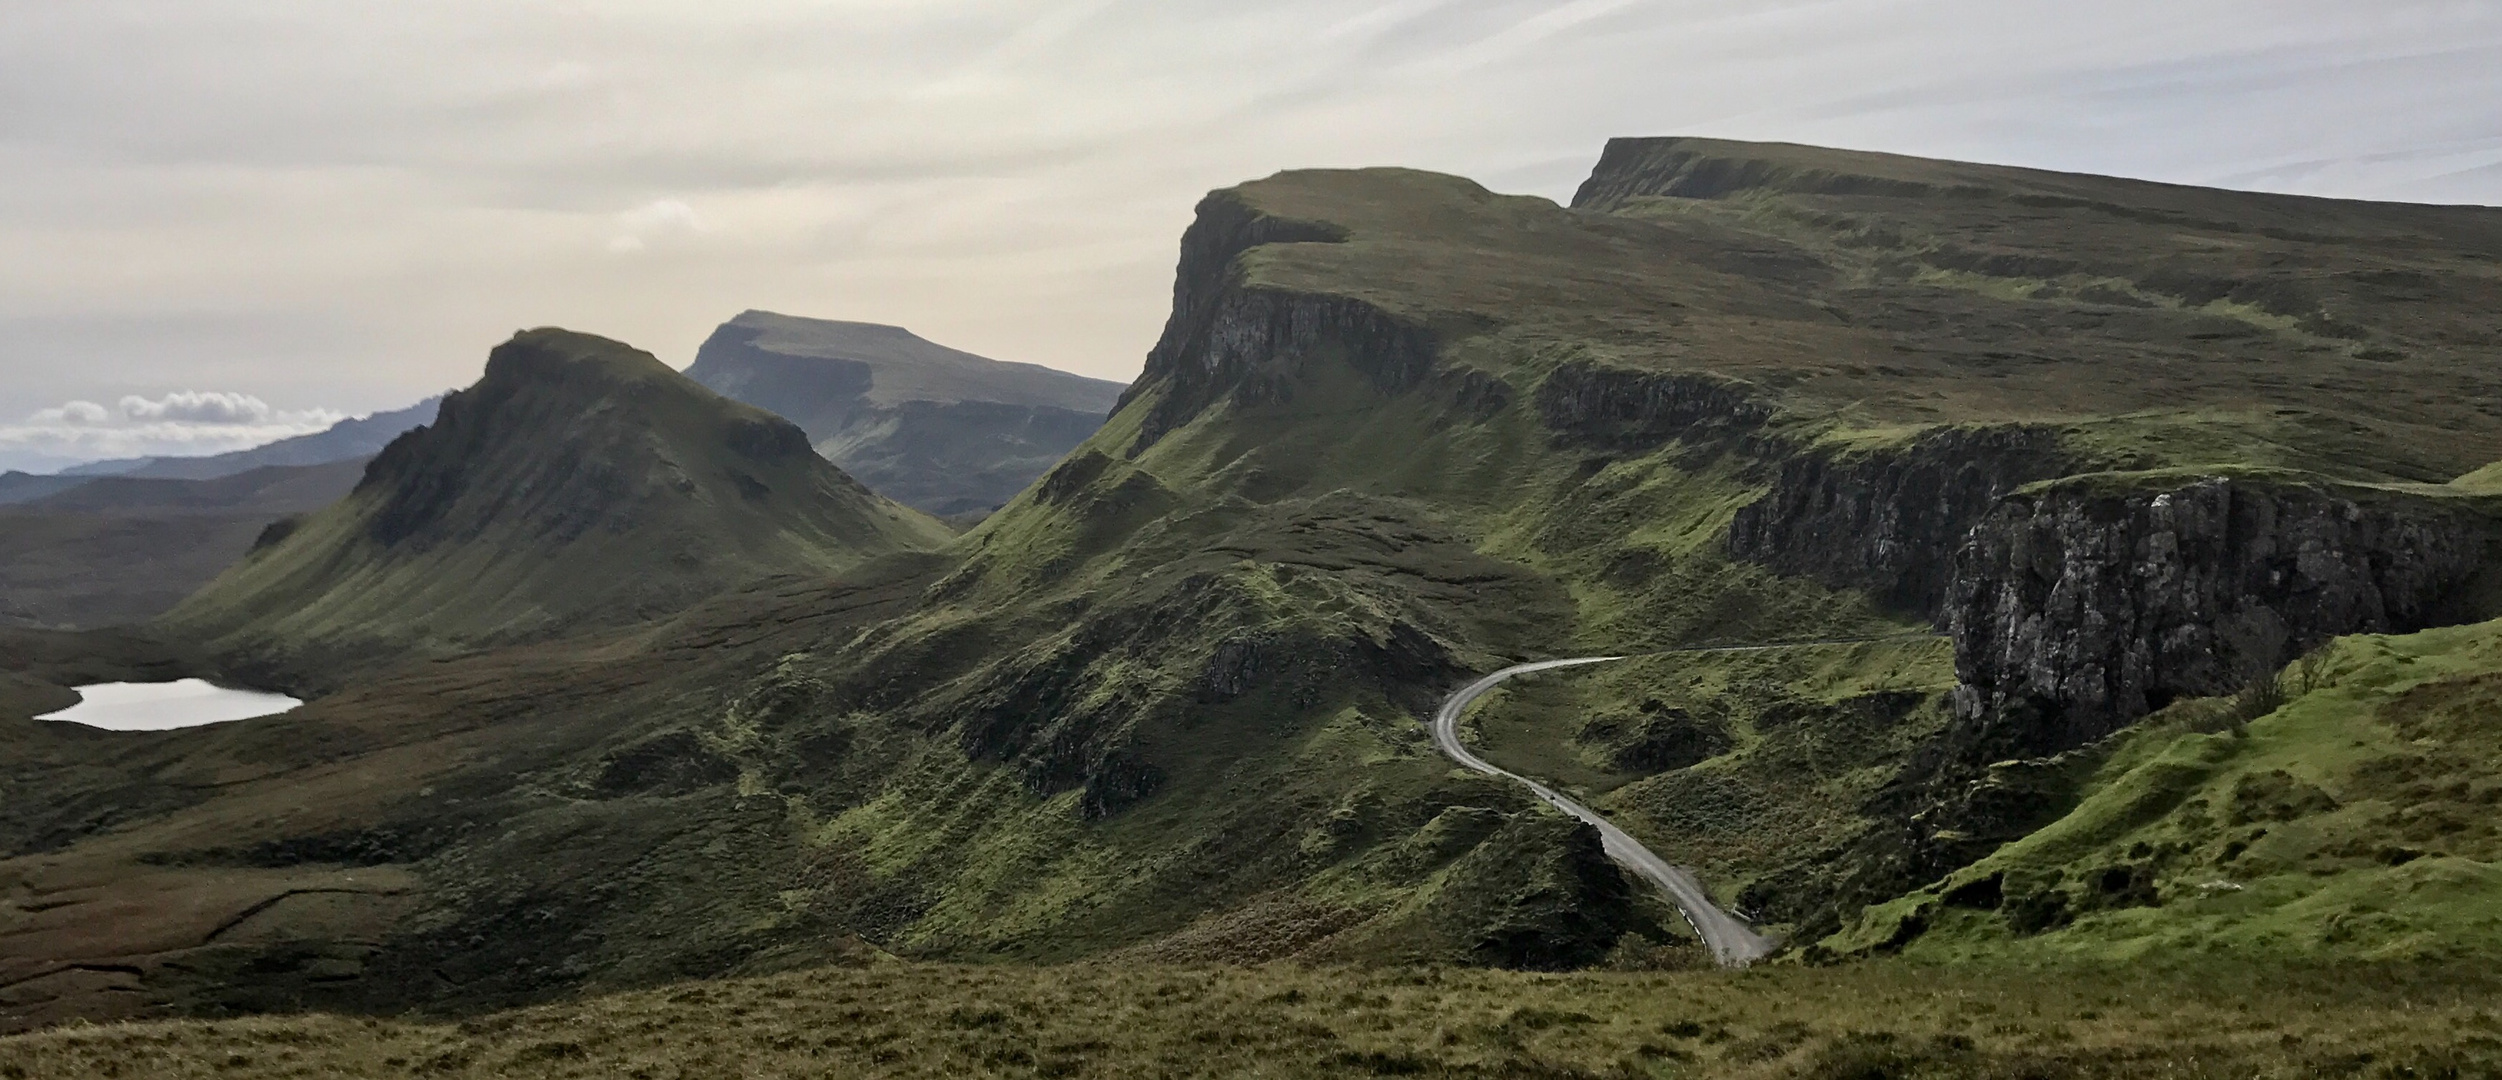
(159, 328, 952, 676)
(5, 140, 2501, 1031)
(1832, 611, 2502, 964)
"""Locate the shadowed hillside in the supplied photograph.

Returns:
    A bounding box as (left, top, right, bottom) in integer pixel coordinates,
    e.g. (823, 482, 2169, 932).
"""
(159, 328, 952, 678)
(5, 140, 2501, 1030)
(685, 311, 1124, 517)
(0, 460, 367, 630)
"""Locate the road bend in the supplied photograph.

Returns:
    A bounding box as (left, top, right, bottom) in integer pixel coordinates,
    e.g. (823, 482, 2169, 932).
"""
(1431, 655, 1777, 967)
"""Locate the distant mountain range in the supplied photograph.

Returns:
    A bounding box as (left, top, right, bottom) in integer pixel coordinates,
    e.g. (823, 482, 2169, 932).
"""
(685, 311, 1125, 517)
(0, 459, 368, 630)
(62, 396, 443, 481)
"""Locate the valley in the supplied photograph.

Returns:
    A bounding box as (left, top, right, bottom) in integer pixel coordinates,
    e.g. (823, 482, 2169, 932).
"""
(3, 135, 2501, 1069)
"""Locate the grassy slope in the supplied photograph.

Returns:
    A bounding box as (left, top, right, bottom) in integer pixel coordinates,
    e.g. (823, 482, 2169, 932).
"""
(160, 329, 951, 671)
(1832, 614, 2502, 964)
(790, 294, 1926, 962)
(9, 144, 2502, 1027)
(6, 961, 2500, 1079)
(772, 157, 2502, 959)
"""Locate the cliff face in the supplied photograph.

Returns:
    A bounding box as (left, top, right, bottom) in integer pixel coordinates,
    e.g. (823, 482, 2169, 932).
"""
(1533, 361, 1771, 450)
(1946, 475, 2500, 756)
(688, 312, 1124, 517)
(1123, 191, 1432, 454)
(1728, 427, 2069, 614)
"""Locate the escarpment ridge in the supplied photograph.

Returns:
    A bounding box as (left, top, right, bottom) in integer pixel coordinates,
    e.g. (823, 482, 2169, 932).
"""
(686, 311, 1124, 517)
(7, 139, 2502, 1030)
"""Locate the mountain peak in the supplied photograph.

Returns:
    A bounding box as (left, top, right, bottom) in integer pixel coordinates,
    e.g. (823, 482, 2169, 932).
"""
(166, 327, 951, 672)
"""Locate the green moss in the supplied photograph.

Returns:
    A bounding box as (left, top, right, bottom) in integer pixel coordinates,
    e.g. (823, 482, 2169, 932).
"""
(1836, 618, 2502, 963)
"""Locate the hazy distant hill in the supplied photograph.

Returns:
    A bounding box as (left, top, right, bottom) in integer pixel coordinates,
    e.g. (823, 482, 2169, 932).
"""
(164, 328, 953, 673)
(0, 459, 367, 630)
(0, 472, 90, 506)
(685, 311, 1124, 516)
(65, 396, 442, 481)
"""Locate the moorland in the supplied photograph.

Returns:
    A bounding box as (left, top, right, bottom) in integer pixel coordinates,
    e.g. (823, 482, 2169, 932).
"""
(5, 136, 2502, 1074)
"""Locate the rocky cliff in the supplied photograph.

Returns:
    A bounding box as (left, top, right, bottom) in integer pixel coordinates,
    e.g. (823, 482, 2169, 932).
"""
(1727, 426, 2070, 614)
(688, 312, 1124, 517)
(1533, 361, 1771, 451)
(1122, 190, 1431, 455)
(1945, 473, 2502, 757)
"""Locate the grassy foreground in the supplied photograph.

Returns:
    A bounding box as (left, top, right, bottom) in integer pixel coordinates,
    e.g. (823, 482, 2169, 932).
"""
(4, 961, 2497, 1079)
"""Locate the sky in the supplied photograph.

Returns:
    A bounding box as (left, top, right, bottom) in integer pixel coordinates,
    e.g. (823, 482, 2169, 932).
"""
(3, 1, 2499, 470)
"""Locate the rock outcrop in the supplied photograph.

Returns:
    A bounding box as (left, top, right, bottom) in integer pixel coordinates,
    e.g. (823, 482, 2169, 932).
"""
(1728, 426, 2069, 614)
(1534, 361, 1771, 450)
(1123, 191, 1433, 454)
(687, 312, 1124, 517)
(1946, 474, 2501, 756)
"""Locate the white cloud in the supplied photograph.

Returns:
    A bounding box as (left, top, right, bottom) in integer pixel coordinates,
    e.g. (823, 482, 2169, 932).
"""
(608, 198, 707, 253)
(0, 1, 2494, 421)
(31, 400, 111, 426)
(116, 389, 283, 424)
(0, 391, 342, 472)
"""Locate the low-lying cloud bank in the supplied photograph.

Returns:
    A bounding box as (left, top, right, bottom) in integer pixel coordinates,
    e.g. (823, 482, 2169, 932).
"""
(0, 391, 342, 473)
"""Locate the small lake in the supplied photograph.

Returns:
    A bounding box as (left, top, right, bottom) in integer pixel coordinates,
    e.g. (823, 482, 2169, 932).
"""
(35, 680, 302, 731)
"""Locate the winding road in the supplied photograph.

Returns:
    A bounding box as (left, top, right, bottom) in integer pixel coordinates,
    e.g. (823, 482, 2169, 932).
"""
(1431, 656, 1777, 967)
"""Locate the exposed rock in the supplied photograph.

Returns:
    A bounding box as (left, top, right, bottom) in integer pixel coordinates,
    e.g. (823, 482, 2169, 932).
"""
(1577, 702, 1732, 773)
(1948, 475, 2501, 756)
(1729, 426, 2069, 613)
(1534, 360, 1770, 450)
(1125, 191, 1433, 453)
(589, 731, 741, 798)
(1328, 810, 1644, 970)
(687, 312, 1124, 517)
(1195, 636, 1265, 703)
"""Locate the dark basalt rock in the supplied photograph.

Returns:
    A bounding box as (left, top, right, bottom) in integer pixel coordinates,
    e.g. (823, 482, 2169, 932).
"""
(1534, 360, 1771, 450)
(1947, 475, 2501, 757)
(1729, 426, 2070, 614)
(249, 515, 306, 553)
(1364, 810, 1645, 970)
(1578, 703, 1732, 773)
(1124, 191, 1433, 454)
(590, 731, 741, 798)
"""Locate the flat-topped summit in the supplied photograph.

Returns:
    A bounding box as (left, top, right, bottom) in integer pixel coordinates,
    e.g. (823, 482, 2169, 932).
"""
(685, 310, 1126, 516)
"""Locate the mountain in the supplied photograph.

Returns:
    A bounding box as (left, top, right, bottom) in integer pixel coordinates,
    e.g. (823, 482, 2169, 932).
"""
(684, 311, 1125, 516)
(5, 140, 2501, 1029)
(62, 396, 445, 482)
(16, 459, 366, 515)
(0, 460, 368, 631)
(160, 329, 952, 675)
(0, 472, 89, 506)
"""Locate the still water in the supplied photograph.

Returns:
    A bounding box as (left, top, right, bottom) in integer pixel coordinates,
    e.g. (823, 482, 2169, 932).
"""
(35, 679, 301, 731)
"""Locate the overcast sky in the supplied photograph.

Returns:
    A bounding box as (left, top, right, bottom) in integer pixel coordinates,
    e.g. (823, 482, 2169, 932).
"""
(4, 1, 2499, 469)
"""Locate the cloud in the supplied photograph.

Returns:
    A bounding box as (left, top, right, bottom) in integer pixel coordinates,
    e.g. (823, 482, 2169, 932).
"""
(0, 391, 342, 472)
(0, 0, 2494, 423)
(30, 401, 111, 426)
(608, 198, 707, 253)
(116, 389, 285, 424)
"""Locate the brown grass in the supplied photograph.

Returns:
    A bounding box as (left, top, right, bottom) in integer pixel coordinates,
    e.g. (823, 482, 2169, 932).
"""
(5, 960, 2499, 1079)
